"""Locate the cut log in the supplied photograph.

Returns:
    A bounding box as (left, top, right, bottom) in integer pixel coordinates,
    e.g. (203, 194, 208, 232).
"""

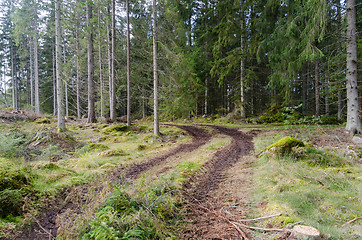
(290, 225, 320, 240)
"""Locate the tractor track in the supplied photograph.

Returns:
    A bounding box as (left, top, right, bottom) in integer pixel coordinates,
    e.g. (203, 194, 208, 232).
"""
(6, 125, 211, 240)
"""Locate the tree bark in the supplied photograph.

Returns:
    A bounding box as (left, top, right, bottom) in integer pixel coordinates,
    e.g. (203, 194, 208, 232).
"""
(98, 7, 104, 119)
(11, 45, 17, 110)
(55, 0, 66, 131)
(345, 0, 361, 133)
(315, 60, 320, 117)
(52, 46, 56, 116)
(29, 38, 34, 107)
(153, 0, 159, 136)
(76, 28, 81, 119)
(109, 0, 116, 121)
(126, 0, 131, 126)
(33, 3, 40, 114)
(87, 2, 96, 123)
(240, 15, 246, 118)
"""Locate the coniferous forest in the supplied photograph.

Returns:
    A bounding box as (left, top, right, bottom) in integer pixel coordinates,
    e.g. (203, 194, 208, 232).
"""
(0, 1, 361, 239)
(0, 0, 361, 132)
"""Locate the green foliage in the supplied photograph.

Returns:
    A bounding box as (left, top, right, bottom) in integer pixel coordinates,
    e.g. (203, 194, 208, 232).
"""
(0, 132, 27, 158)
(263, 136, 305, 155)
(34, 117, 51, 124)
(0, 159, 33, 192)
(0, 189, 23, 218)
(78, 143, 110, 155)
(102, 125, 130, 135)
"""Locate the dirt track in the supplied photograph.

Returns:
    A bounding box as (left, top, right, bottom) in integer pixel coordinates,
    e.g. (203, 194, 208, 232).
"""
(6, 124, 256, 240)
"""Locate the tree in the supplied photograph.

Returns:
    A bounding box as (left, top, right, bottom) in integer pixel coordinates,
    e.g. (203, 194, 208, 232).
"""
(126, 0, 131, 126)
(153, 0, 159, 136)
(87, 0, 96, 123)
(345, 0, 361, 133)
(55, 0, 66, 131)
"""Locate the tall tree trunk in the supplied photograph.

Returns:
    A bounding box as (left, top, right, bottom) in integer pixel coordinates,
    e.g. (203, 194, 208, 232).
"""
(55, 0, 66, 131)
(76, 29, 81, 119)
(109, 0, 116, 121)
(87, 2, 96, 123)
(240, 16, 246, 118)
(98, 7, 104, 119)
(52, 46, 56, 115)
(325, 66, 329, 116)
(204, 79, 208, 116)
(33, 6, 40, 114)
(345, 0, 361, 133)
(153, 0, 159, 136)
(336, 0, 343, 121)
(29, 38, 34, 107)
(126, 0, 131, 126)
(302, 65, 307, 114)
(315, 60, 320, 117)
(11, 45, 16, 110)
(107, 17, 112, 120)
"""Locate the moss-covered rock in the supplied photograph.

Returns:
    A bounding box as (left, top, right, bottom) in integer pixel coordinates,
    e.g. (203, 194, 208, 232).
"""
(102, 125, 129, 134)
(99, 149, 127, 157)
(261, 136, 305, 156)
(35, 117, 51, 124)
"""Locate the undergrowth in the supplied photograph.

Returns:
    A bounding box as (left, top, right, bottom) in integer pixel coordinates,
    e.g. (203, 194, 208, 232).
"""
(253, 132, 361, 239)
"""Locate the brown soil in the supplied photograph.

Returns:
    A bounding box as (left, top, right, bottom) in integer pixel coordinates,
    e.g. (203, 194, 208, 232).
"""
(182, 125, 256, 239)
(5, 125, 212, 240)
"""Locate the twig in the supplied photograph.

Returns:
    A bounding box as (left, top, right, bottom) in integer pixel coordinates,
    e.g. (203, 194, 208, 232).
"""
(239, 213, 282, 222)
(343, 217, 362, 226)
(233, 221, 289, 232)
(32, 217, 56, 240)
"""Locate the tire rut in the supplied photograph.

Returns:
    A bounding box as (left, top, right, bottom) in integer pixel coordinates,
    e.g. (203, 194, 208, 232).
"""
(124, 125, 211, 180)
(182, 125, 256, 239)
(7, 125, 211, 240)
(184, 125, 254, 200)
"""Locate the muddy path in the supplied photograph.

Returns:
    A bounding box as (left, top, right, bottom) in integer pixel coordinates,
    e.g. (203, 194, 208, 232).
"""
(6, 125, 211, 240)
(124, 124, 211, 179)
(182, 125, 257, 239)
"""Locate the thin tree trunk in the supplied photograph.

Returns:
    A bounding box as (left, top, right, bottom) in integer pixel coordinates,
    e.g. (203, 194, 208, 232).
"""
(345, 0, 361, 133)
(55, 0, 66, 131)
(240, 16, 245, 118)
(315, 59, 320, 117)
(3, 65, 7, 107)
(29, 38, 34, 107)
(87, 2, 96, 123)
(98, 7, 104, 119)
(153, 0, 159, 136)
(336, 0, 343, 121)
(205, 78, 208, 116)
(63, 47, 68, 118)
(325, 65, 329, 116)
(11, 45, 16, 110)
(109, 0, 116, 121)
(52, 46, 56, 115)
(302, 65, 307, 114)
(33, 7, 40, 114)
(126, 0, 131, 126)
(76, 29, 81, 119)
(107, 16, 112, 120)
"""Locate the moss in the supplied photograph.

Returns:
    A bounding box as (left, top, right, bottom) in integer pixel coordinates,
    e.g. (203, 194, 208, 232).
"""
(137, 144, 147, 151)
(0, 166, 33, 191)
(102, 125, 129, 134)
(264, 136, 305, 155)
(99, 149, 127, 157)
(0, 189, 23, 218)
(88, 143, 109, 151)
(35, 117, 51, 124)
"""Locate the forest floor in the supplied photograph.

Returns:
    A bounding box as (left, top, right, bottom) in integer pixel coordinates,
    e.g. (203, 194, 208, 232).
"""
(0, 114, 361, 240)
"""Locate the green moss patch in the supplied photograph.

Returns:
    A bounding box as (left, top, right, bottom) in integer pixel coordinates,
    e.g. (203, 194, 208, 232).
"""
(102, 125, 130, 134)
(261, 136, 305, 156)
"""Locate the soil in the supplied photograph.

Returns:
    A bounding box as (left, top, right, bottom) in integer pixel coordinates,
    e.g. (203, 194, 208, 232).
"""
(182, 125, 257, 240)
(5, 124, 213, 240)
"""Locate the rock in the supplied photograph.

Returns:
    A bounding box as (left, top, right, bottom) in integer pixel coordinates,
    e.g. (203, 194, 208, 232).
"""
(352, 136, 362, 146)
(259, 136, 305, 156)
(289, 225, 320, 240)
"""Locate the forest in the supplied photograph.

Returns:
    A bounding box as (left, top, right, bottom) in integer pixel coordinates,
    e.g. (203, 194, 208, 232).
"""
(0, 0, 361, 239)
(0, 0, 360, 131)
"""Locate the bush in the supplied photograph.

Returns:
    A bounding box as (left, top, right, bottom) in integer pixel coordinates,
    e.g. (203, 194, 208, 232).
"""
(0, 189, 23, 218)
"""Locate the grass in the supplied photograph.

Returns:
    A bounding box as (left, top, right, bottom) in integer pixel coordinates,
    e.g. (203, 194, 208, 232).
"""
(252, 131, 362, 239)
(0, 121, 189, 238)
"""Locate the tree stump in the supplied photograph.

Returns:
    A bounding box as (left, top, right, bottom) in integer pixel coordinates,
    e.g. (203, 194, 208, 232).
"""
(290, 225, 320, 240)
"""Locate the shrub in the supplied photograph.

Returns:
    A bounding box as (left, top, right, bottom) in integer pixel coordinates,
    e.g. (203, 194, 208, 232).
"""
(0, 189, 23, 218)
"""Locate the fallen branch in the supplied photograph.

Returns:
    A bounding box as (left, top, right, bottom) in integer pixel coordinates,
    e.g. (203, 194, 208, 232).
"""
(32, 217, 56, 240)
(239, 213, 282, 222)
(233, 221, 289, 233)
(343, 217, 362, 226)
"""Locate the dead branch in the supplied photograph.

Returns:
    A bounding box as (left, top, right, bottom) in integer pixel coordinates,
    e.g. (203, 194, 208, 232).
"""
(32, 217, 56, 240)
(233, 221, 289, 232)
(239, 213, 282, 222)
(343, 217, 362, 226)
